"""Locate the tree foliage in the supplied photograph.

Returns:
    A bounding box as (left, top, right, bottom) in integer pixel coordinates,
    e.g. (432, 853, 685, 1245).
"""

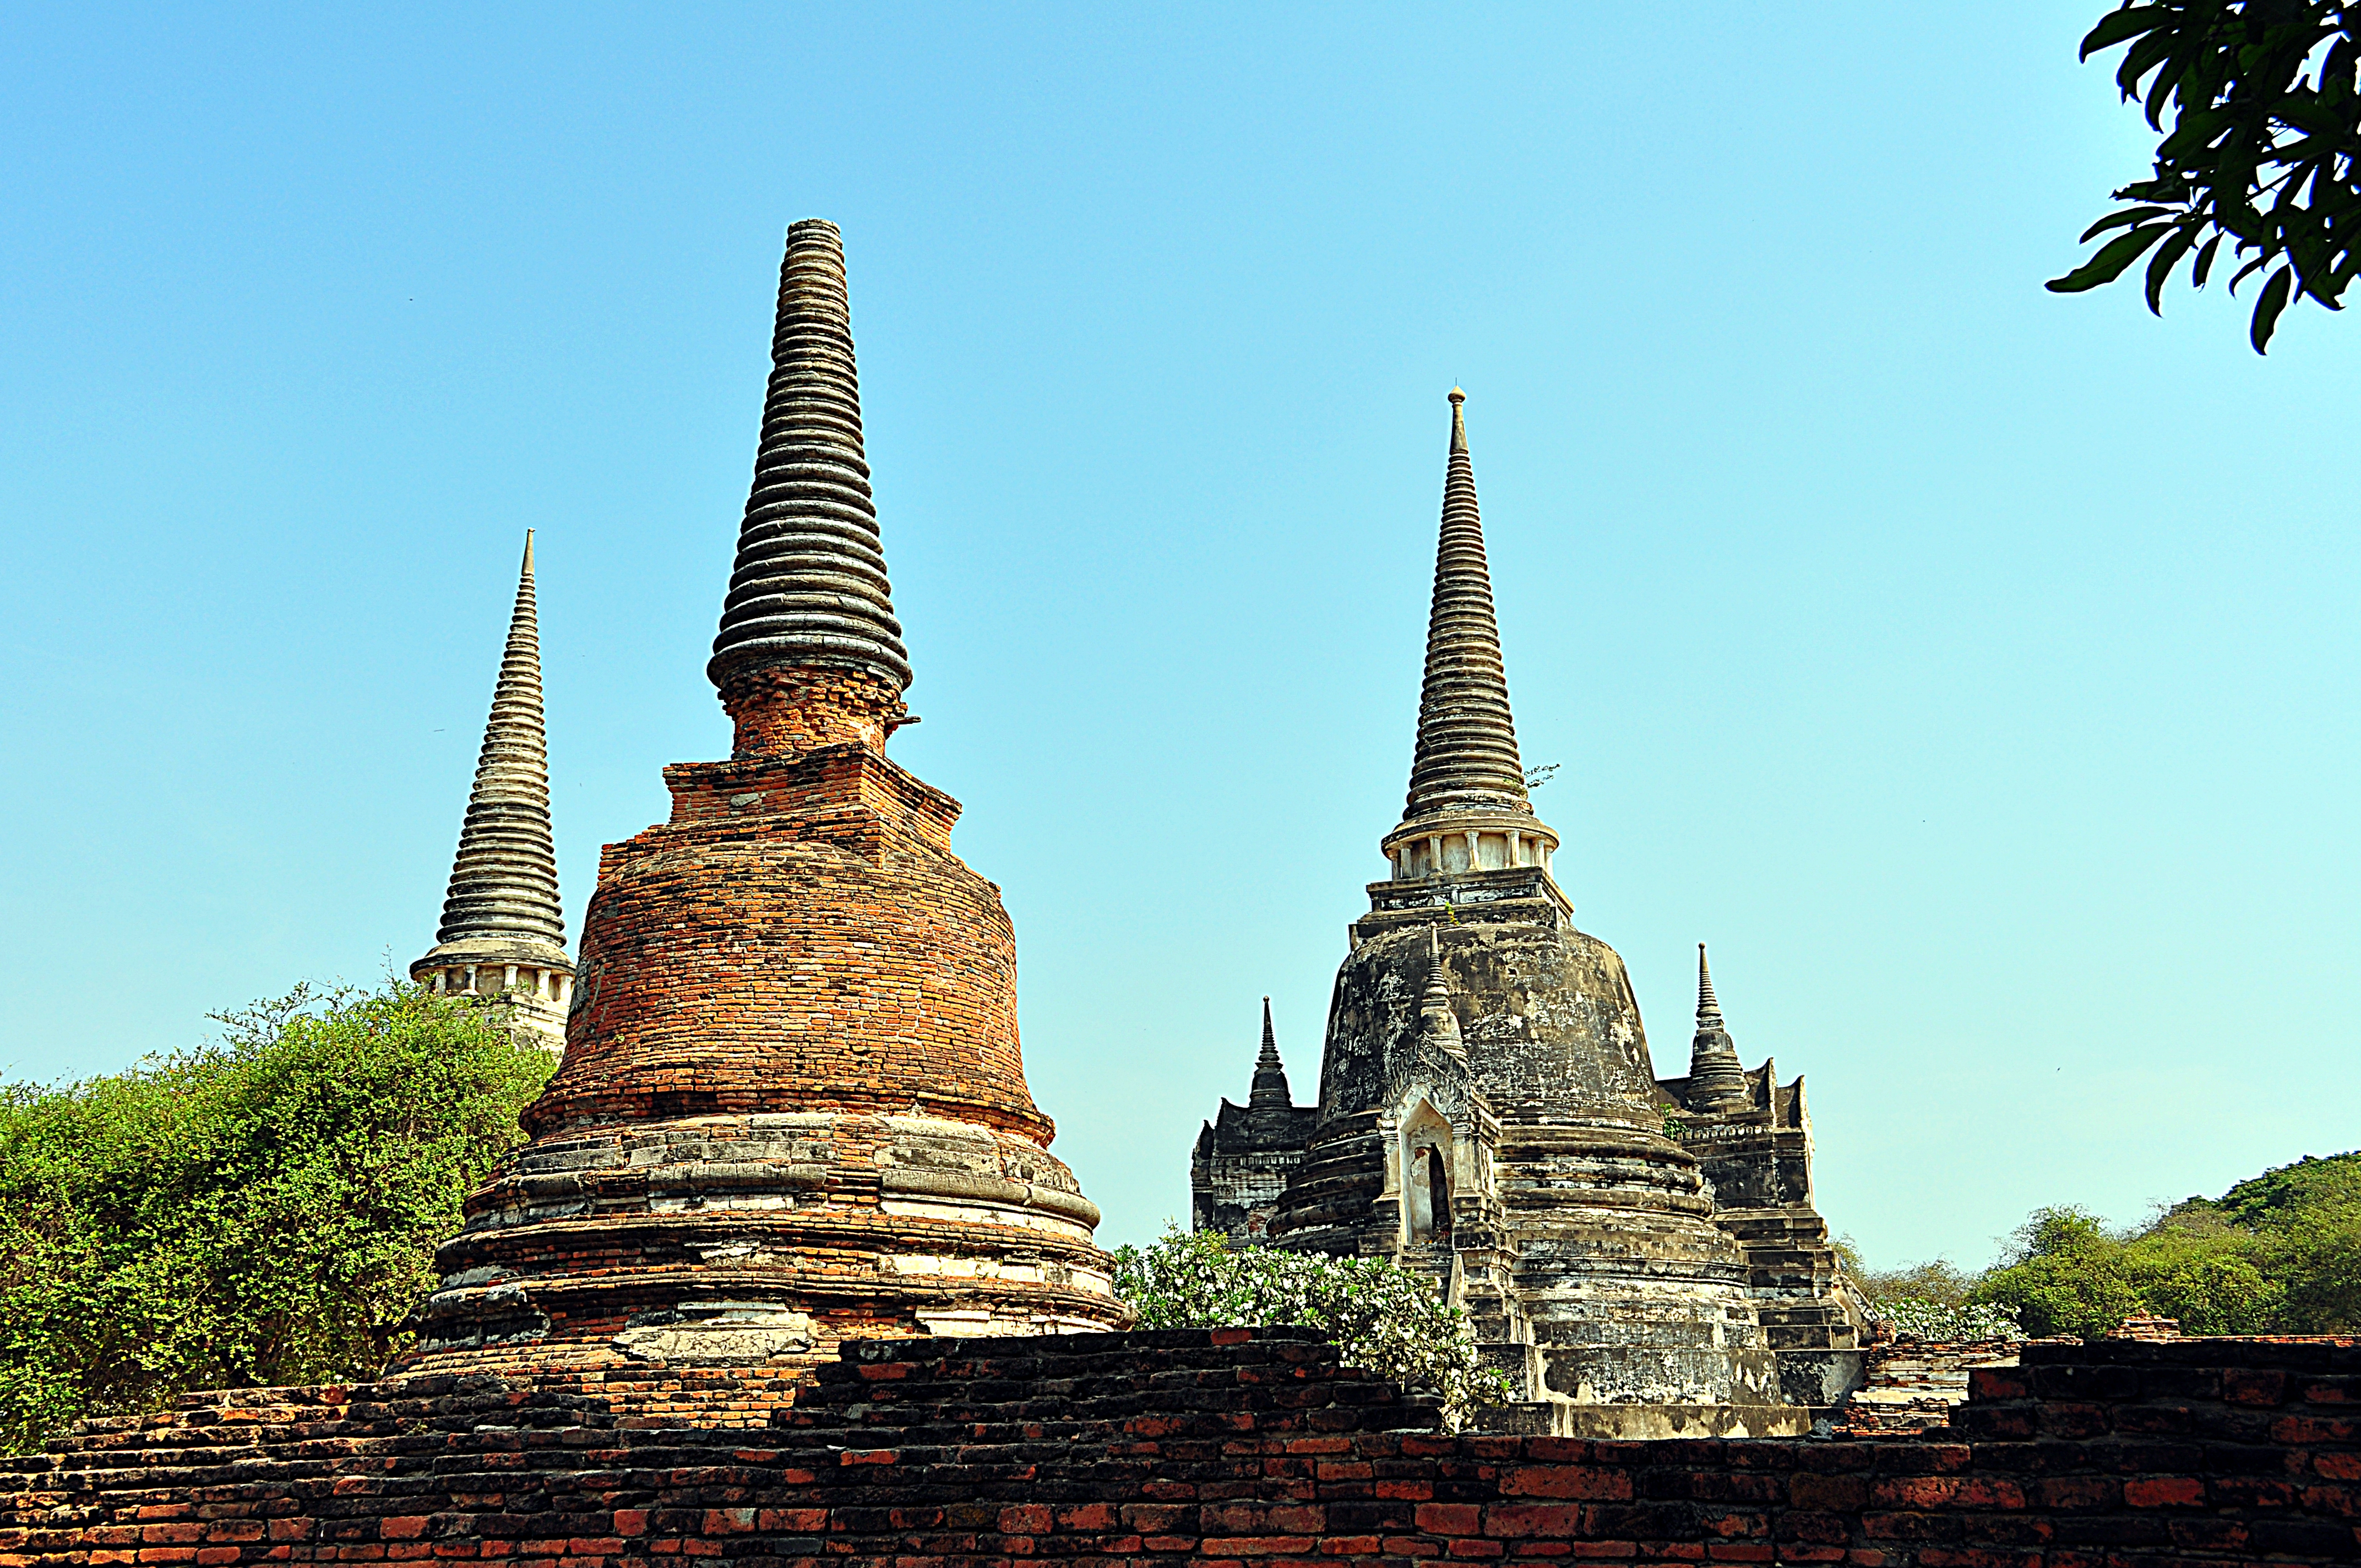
(1109, 1225, 1513, 1428)
(1841, 1241, 2024, 1340)
(0, 982, 552, 1453)
(1951, 1152, 2361, 1339)
(1970, 1207, 2151, 1339)
(2051, 1, 2361, 351)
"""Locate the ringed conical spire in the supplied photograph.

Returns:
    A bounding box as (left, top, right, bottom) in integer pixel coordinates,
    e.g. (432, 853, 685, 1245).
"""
(709, 219, 912, 699)
(1687, 943, 1749, 1108)
(1248, 997, 1293, 1109)
(412, 532, 573, 1052)
(1402, 388, 1530, 824)
(434, 531, 564, 952)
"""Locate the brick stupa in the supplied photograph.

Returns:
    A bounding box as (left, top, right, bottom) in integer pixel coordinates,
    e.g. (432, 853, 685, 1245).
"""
(409, 221, 1125, 1379)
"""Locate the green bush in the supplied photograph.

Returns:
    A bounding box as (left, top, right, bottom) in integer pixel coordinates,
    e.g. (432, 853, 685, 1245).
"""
(1838, 1238, 2020, 1340)
(1958, 1159, 2361, 1341)
(1873, 1296, 2023, 1342)
(0, 981, 552, 1453)
(1970, 1207, 2145, 1340)
(1109, 1225, 1513, 1428)
(2207, 1153, 2361, 1332)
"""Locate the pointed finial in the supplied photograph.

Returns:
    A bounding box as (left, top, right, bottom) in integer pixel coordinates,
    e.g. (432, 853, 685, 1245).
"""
(709, 220, 912, 758)
(411, 529, 573, 1048)
(1685, 942, 1747, 1109)
(1249, 995, 1293, 1109)
(1697, 943, 1724, 1028)
(1418, 926, 1465, 1057)
(1398, 388, 1528, 823)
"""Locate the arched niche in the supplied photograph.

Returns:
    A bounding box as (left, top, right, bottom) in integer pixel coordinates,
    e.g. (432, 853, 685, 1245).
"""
(1398, 1099, 1456, 1245)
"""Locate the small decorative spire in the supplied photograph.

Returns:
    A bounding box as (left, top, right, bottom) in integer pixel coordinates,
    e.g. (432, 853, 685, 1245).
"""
(1249, 997, 1293, 1109)
(1686, 943, 1749, 1109)
(1418, 926, 1466, 1057)
(1402, 387, 1531, 824)
(432, 532, 565, 954)
(1697, 945, 1725, 1029)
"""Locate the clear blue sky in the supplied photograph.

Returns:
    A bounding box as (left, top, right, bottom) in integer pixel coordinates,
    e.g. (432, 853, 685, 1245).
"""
(2, 5, 2353, 1273)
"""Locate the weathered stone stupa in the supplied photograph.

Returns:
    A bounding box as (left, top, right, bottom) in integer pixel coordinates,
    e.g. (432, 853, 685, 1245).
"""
(1253, 390, 1831, 1438)
(1191, 1000, 1316, 1241)
(1658, 946, 1864, 1408)
(411, 531, 573, 1054)
(410, 221, 1124, 1376)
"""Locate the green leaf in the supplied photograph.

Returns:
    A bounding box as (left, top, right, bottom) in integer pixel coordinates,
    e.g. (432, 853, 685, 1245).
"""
(2080, 204, 2171, 243)
(2251, 264, 2294, 352)
(2144, 53, 2190, 128)
(2276, 95, 2354, 136)
(2145, 226, 2197, 313)
(2191, 233, 2223, 287)
(2156, 107, 2233, 160)
(2047, 223, 2171, 292)
(2080, 3, 2169, 61)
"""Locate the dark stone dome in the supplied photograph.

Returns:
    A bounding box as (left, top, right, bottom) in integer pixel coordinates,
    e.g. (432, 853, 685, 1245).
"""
(1315, 917, 1664, 1131)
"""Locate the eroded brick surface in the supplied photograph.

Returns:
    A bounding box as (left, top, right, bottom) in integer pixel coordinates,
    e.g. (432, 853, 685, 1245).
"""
(6, 1330, 2353, 1567)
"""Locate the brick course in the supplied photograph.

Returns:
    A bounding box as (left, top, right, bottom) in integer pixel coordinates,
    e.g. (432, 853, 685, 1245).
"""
(7, 1329, 2352, 1567)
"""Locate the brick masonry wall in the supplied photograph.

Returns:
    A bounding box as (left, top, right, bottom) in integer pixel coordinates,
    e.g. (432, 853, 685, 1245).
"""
(3, 1328, 2353, 1567)
(405, 716, 1125, 1361)
(717, 667, 911, 766)
(538, 739, 1041, 1139)
(1835, 1340, 2043, 1438)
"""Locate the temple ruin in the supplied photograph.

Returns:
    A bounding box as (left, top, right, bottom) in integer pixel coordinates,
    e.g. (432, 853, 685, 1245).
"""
(1191, 1000, 1317, 1242)
(405, 220, 1126, 1386)
(1193, 388, 1865, 1435)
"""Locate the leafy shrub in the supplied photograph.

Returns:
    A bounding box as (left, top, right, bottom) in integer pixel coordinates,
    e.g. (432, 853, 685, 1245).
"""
(0, 981, 551, 1453)
(1109, 1224, 1513, 1428)
(2205, 1153, 2361, 1332)
(1847, 1249, 1983, 1313)
(1873, 1295, 2023, 1342)
(1970, 1206, 2144, 1339)
(1949, 1170, 2361, 1342)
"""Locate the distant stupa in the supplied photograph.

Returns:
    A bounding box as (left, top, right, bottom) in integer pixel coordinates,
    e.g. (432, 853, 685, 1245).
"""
(411, 530, 573, 1053)
(1194, 388, 1863, 1436)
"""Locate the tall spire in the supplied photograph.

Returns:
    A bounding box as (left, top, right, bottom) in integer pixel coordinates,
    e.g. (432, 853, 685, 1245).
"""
(436, 532, 563, 951)
(412, 531, 572, 1052)
(1248, 997, 1293, 1109)
(1697, 945, 1724, 1030)
(1402, 388, 1530, 824)
(1686, 944, 1749, 1108)
(709, 219, 912, 758)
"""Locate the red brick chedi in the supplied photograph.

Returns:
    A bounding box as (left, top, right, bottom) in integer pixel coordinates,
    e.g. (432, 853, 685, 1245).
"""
(409, 220, 1125, 1377)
